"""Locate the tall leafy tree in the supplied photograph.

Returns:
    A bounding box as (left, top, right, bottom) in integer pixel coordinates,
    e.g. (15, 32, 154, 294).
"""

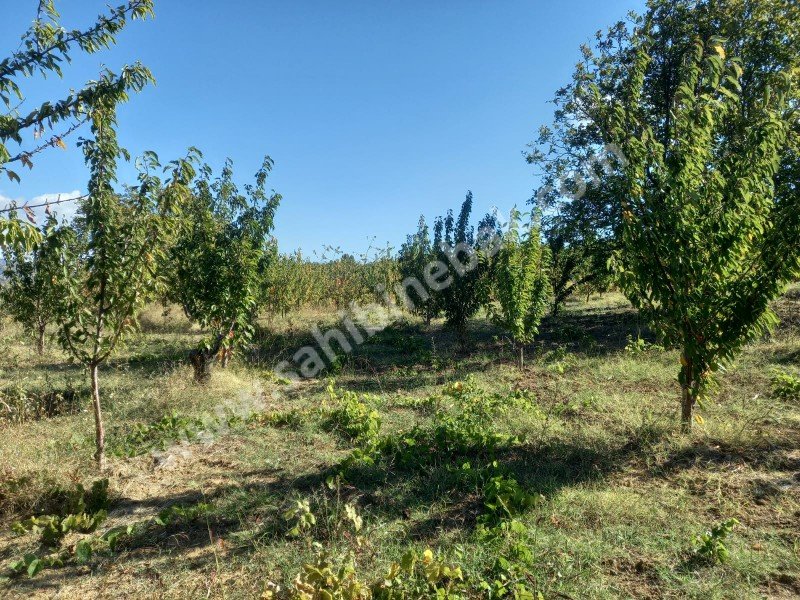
(1, 216, 69, 354)
(489, 209, 551, 369)
(169, 158, 280, 383)
(528, 0, 799, 309)
(0, 0, 155, 249)
(58, 103, 198, 469)
(596, 31, 797, 429)
(397, 216, 439, 325)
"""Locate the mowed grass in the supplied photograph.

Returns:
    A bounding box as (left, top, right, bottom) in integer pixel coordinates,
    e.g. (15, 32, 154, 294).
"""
(0, 291, 798, 599)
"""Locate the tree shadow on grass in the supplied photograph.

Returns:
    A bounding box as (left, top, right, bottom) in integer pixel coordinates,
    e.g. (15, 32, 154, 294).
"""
(536, 303, 652, 357)
(4, 426, 669, 595)
(654, 436, 800, 475)
(102, 338, 201, 377)
(14, 418, 796, 595)
(247, 319, 508, 394)
(243, 302, 657, 397)
(246, 306, 653, 396)
(769, 346, 800, 366)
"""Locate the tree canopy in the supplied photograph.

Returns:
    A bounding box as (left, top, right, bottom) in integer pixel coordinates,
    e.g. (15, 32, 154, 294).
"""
(0, 0, 155, 249)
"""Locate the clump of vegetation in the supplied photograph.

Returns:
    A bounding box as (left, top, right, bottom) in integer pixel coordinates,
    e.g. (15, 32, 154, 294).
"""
(282, 498, 317, 539)
(110, 413, 205, 457)
(323, 383, 382, 446)
(397, 216, 440, 325)
(771, 369, 800, 402)
(341, 380, 522, 475)
(0, 384, 81, 424)
(488, 208, 551, 369)
(168, 157, 280, 383)
(624, 335, 664, 356)
(477, 472, 541, 535)
(288, 547, 467, 600)
(693, 518, 739, 564)
(249, 408, 314, 430)
(1, 218, 70, 355)
(155, 502, 212, 526)
(8, 479, 110, 576)
(434, 192, 498, 346)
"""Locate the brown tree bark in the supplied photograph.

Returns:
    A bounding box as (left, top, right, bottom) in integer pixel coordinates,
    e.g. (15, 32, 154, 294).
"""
(90, 362, 106, 470)
(36, 322, 46, 356)
(189, 322, 235, 383)
(680, 354, 695, 433)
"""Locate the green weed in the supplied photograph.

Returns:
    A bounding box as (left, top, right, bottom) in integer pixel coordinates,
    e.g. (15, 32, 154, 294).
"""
(771, 369, 800, 401)
(693, 518, 739, 564)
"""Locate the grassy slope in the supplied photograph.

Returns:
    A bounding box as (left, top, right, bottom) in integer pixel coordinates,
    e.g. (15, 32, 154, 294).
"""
(0, 291, 798, 599)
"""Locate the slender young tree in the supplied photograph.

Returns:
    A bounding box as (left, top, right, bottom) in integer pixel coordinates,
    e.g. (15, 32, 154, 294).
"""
(489, 209, 551, 369)
(0, 0, 155, 248)
(168, 158, 280, 383)
(1, 216, 69, 354)
(58, 103, 197, 469)
(596, 33, 798, 429)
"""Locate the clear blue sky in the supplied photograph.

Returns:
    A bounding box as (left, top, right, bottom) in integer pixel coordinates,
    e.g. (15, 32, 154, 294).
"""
(1, 0, 644, 256)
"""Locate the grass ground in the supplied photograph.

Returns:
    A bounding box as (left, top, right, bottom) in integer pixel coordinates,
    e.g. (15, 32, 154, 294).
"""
(0, 290, 798, 599)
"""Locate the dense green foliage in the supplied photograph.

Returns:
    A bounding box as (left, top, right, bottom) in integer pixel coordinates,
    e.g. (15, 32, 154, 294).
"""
(488, 209, 551, 368)
(1, 217, 68, 354)
(528, 0, 800, 310)
(596, 32, 797, 427)
(261, 247, 398, 316)
(0, 0, 155, 249)
(434, 192, 497, 345)
(168, 158, 280, 382)
(397, 216, 439, 324)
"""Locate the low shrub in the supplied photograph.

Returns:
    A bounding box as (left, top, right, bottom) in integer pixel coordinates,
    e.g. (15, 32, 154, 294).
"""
(323, 384, 382, 446)
(694, 518, 739, 564)
(110, 413, 205, 457)
(0, 385, 82, 424)
(771, 369, 800, 402)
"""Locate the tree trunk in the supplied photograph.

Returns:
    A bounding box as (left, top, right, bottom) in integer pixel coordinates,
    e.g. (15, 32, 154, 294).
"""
(36, 322, 46, 356)
(680, 354, 694, 432)
(681, 384, 693, 432)
(518, 345, 524, 370)
(189, 322, 235, 384)
(190, 349, 214, 383)
(457, 322, 468, 351)
(89, 362, 106, 471)
(220, 347, 232, 368)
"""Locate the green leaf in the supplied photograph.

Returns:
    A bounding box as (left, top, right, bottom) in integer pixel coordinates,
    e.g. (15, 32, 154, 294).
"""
(27, 558, 43, 577)
(75, 540, 93, 563)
